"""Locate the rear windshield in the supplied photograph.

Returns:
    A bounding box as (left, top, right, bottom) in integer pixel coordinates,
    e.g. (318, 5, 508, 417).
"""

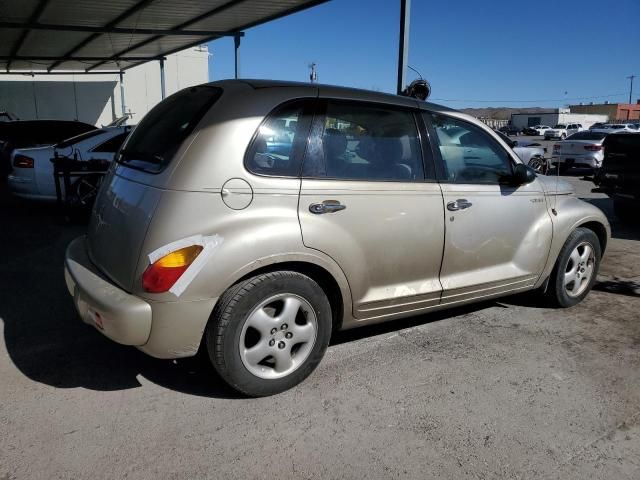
(566, 131, 607, 141)
(117, 86, 222, 173)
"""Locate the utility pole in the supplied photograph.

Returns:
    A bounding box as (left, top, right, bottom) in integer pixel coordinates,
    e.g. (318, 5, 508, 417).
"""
(627, 75, 635, 104)
(396, 0, 411, 95)
(309, 63, 317, 83)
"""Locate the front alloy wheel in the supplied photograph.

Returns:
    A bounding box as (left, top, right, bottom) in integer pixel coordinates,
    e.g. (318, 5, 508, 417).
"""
(563, 242, 595, 298)
(548, 227, 601, 307)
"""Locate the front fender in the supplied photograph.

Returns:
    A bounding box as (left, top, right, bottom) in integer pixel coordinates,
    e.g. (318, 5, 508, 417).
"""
(535, 195, 611, 288)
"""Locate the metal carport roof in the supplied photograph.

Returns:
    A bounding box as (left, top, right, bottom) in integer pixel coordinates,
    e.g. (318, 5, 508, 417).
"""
(0, 0, 329, 73)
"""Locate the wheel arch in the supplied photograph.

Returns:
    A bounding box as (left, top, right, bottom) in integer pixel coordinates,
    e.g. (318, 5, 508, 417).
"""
(577, 220, 608, 254)
(233, 261, 346, 332)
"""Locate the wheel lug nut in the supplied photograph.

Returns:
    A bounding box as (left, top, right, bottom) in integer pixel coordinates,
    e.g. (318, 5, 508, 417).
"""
(281, 323, 288, 330)
(278, 341, 285, 349)
(270, 328, 277, 335)
(285, 332, 293, 339)
(269, 339, 275, 347)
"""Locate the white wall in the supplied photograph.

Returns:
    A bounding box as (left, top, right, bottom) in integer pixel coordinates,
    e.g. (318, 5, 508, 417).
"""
(0, 46, 210, 126)
(510, 113, 609, 129)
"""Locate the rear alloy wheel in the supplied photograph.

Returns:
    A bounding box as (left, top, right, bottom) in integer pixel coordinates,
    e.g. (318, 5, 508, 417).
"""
(548, 228, 601, 307)
(207, 271, 332, 396)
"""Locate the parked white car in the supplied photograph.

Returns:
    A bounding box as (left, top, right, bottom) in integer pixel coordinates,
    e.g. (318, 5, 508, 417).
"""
(496, 131, 547, 172)
(8, 126, 131, 201)
(532, 125, 551, 135)
(551, 130, 608, 172)
(545, 123, 584, 140)
(591, 123, 639, 133)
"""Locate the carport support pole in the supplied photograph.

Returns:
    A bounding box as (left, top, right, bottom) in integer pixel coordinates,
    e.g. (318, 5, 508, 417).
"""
(119, 71, 126, 117)
(234, 33, 241, 79)
(396, 0, 411, 95)
(159, 58, 166, 99)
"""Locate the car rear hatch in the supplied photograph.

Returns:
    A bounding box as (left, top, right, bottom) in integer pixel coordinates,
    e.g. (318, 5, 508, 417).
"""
(557, 139, 601, 156)
(86, 85, 223, 292)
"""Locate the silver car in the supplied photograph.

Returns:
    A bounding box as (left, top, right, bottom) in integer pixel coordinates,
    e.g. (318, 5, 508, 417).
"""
(551, 130, 608, 171)
(64, 80, 610, 396)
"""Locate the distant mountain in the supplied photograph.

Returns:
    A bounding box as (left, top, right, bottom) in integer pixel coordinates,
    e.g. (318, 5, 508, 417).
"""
(461, 107, 555, 120)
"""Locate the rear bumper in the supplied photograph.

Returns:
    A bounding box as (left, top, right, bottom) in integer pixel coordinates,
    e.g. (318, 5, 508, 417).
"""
(65, 236, 152, 345)
(552, 154, 601, 168)
(64, 236, 217, 359)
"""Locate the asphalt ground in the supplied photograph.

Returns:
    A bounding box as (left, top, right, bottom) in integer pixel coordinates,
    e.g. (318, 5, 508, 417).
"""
(1, 171, 639, 480)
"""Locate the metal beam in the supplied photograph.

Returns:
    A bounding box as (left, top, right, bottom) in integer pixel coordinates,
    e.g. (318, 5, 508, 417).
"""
(396, 0, 411, 95)
(0, 21, 239, 37)
(6, 0, 50, 72)
(1, 55, 167, 62)
(120, 0, 331, 73)
(86, 0, 251, 72)
(0, 70, 123, 75)
(118, 0, 330, 73)
(47, 0, 157, 72)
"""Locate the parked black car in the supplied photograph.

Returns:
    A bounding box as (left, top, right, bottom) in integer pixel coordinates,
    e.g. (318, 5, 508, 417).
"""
(0, 120, 97, 177)
(498, 124, 522, 136)
(594, 132, 640, 222)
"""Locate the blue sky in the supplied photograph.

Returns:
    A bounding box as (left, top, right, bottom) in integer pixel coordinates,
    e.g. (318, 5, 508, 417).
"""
(208, 0, 640, 109)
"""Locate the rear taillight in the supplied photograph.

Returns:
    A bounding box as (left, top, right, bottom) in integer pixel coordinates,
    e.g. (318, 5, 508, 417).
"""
(142, 245, 203, 293)
(584, 145, 602, 152)
(13, 154, 34, 168)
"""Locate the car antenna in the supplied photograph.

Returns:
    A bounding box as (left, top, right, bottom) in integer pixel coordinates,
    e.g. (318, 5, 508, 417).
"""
(552, 142, 559, 216)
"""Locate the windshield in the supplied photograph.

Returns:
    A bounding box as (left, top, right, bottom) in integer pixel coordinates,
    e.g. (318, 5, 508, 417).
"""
(553, 124, 566, 129)
(118, 86, 222, 173)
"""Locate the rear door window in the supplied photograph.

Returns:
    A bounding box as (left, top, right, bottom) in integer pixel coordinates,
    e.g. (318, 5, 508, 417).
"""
(302, 100, 428, 181)
(118, 86, 222, 173)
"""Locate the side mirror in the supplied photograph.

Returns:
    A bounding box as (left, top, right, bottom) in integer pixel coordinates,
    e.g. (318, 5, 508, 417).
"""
(513, 163, 536, 185)
(511, 140, 518, 148)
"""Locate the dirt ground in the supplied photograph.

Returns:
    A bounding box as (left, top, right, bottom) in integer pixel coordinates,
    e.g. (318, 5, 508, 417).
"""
(1, 172, 639, 480)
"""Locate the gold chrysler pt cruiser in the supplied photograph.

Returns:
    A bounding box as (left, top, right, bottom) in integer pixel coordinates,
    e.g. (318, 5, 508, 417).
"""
(64, 80, 610, 396)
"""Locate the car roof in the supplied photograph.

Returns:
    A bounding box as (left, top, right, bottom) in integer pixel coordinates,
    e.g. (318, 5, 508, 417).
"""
(208, 79, 452, 112)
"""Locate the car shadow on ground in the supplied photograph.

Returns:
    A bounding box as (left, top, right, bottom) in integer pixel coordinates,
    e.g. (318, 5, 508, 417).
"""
(0, 183, 241, 399)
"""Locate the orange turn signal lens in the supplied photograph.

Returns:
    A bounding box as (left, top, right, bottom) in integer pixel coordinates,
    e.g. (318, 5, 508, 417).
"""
(142, 245, 203, 293)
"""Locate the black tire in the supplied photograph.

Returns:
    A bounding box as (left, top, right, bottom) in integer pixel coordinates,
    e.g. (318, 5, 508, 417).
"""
(613, 199, 635, 223)
(206, 271, 332, 397)
(547, 227, 601, 308)
(558, 164, 568, 174)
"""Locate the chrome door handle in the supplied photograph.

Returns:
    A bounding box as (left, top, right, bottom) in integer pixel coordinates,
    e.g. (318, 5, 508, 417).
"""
(309, 200, 346, 214)
(447, 199, 473, 211)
